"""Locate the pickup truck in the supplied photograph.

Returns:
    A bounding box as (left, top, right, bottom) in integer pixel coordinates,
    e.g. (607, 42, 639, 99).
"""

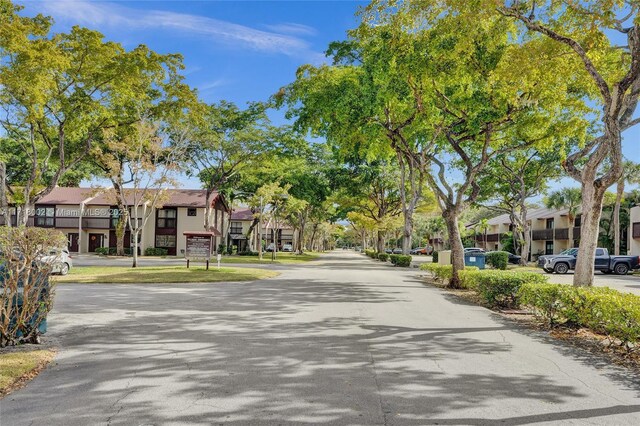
(537, 248, 640, 275)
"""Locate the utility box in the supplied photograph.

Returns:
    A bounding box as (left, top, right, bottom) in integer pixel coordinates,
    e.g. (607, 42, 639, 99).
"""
(464, 253, 486, 269)
(438, 250, 452, 265)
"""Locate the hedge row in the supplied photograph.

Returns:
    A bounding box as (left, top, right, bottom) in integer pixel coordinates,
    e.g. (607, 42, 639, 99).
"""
(420, 264, 479, 285)
(390, 254, 411, 267)
(420, 264, 547, 308)
(365, 249, 377, 258)
(519, 284, 640, 349)
(462, 270, 547, 308)
(378, 253, 389, 262)
(144, 247, 169, 256)
(95, 247, 133, 256)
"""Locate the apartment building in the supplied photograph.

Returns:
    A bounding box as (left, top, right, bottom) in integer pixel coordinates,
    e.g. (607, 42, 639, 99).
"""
(229, 208, 295, 251)
(0, 187, 230, 256)
(472, 207, 579, 256)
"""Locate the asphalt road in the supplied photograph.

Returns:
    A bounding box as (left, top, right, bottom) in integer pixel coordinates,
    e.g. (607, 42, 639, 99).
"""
(545, 271, 640, 295)
(2, 251, 640, 425)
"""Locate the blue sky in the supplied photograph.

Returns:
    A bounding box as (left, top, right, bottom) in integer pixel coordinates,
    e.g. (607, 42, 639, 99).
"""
(17, 1, 640, 192)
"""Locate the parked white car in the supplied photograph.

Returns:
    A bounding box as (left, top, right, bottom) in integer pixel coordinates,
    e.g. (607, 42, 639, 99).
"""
(282, 244, 293, 252)
(41, 248, 73, 275)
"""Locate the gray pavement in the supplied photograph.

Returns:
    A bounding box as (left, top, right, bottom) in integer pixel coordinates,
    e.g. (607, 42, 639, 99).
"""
(546, 271, 640, 295)
(2, 251, 640, 425)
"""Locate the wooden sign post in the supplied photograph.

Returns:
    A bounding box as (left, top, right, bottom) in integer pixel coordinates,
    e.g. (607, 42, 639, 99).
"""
(183, 232, 215, 270)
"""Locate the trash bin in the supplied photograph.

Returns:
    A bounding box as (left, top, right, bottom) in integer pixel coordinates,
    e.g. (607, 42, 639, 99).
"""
(438, 250, 452, 265)
(464, 253, 486, 269)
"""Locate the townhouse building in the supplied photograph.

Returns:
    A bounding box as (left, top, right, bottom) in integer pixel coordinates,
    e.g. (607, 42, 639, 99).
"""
(229, 208, 295, 251)
(0, 187, 230, 256)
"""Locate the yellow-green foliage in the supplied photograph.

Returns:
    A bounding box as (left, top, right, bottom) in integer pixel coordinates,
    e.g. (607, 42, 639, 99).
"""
(519, 284, 640, 349)
(420, 264, 479, 285)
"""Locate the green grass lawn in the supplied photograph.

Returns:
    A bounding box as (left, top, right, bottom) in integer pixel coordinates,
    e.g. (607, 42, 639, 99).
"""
(0, 350, 55, 397)
(219, 252, 322, 264)
(53, 265, 279, 284)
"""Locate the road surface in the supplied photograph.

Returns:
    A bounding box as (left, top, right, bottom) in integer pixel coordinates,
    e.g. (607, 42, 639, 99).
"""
(2, 251, 639, 425)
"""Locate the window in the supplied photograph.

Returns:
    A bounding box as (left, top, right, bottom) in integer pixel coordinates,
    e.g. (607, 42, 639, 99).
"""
(34, 206, 55, 227)
(595, 248, 605, 256)
(187, 208, 197, 217)
(633, 222, 640, 239)
(545, 218, 554, 229)
(575, 215, 582, 227)
(230, 221, 243, 234)
(545, 241, 554, 255)
(110, 206, 121, 228)
(156, 209, 177, 228)
(155, 234, 176, 248)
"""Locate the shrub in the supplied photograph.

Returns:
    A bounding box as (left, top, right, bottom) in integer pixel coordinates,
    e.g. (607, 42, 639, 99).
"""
(432, 251, 439, 262)
(378, 253, 389, 262)
(421, 264, 479, 285)
(390, 254, 411, 267)
(144, 247, 169, 256)
(0, 227, 67, 346)
(364, 249, 377, 258)
(237, 251, 259, 256)
(472, 270, 548, 308)
(421, 263, 452, 284)
(519, 284, 640, 349)
(486, 251, 509, 270)
(95, 247, 109, 255)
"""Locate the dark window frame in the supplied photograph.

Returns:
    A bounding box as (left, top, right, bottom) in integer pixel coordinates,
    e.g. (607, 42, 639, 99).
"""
(34, 205, 55, 227)
(187, 208, 197, 217)
(156, 208, 177, 229)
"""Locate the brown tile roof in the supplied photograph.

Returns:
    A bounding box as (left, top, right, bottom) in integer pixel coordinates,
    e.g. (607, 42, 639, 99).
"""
(231, 208, 255, 221)
(38, 187, 100, 205)
(35, 187, 226, 210)
(88, 189, 221, 208)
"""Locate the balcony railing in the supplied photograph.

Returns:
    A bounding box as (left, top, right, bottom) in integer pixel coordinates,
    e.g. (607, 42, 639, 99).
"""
(532, 229, 554, 241)
(554, 228, 569, 240)
(486, 233, 500, 242)
(55, 217, 80, 228)
(573, 227, 581, 239)
(82, 217, 111, 229)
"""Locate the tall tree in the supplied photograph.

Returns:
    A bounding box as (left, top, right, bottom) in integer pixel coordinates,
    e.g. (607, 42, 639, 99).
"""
(184, 101, 274, 232)
(613, 160, 640, 254)
(481, 149, 562, 264)
(0, 4, 184, 224)
(495, 1, 640, 285)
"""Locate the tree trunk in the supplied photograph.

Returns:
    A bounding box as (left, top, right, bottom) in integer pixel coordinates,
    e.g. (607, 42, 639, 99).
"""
(520, 204, 530, 265)
(131, 230, 140, 268)
(574, 184, 607, 286)
(0, 163, 10, 227)
(115, 201, 129, 256)
(614, 180, 624, 255)
(17, 203, 33, 226)
(376, 230, 385, 253)
(444, 209, 465, 288)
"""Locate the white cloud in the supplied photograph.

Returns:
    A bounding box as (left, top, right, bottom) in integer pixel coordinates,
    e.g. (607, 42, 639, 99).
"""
(264, 22, 317, 36)
(35, 0, 314, 56)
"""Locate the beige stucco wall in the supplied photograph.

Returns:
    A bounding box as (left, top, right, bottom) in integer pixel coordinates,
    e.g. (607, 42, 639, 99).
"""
(630, 206, 640, 256)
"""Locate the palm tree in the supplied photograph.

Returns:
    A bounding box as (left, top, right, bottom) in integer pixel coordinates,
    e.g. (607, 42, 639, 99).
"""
(544, 188, 582, 247)
(613, 161, 640, 254)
